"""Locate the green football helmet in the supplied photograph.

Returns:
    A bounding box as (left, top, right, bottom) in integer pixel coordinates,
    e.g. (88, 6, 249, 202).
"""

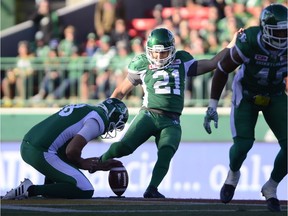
(97, 98, 129, 139)
(146, 28, 176, 69)
(260, 4, 287, 49)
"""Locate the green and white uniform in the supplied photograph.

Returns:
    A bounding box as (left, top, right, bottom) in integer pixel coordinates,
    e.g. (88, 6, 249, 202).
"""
(21, 104, 109, 198)
(101, 51, 198, 188)
(230, 26, 287, 182)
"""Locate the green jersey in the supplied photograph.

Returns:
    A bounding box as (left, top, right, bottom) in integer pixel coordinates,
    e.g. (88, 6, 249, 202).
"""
(127, 51, 197, 114)
(235, 26, 287, 95)
(23, 104, 108, 153)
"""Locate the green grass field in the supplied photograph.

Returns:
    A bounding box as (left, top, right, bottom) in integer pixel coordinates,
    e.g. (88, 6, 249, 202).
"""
(1, 198, 287, 216)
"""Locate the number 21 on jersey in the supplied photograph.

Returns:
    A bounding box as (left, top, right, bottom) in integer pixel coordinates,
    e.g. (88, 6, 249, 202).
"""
(152, 69, 181, 95)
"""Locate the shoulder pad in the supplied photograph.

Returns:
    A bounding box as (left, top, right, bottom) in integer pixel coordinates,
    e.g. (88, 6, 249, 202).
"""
(128, 54, 149, 73)
(174, 50, 194, 62)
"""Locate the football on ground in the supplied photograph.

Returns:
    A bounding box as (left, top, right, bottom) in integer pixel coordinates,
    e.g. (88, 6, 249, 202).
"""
(108, 165, 129, 197)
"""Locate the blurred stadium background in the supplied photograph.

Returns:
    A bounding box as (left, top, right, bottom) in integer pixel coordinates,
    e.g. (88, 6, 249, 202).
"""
(1, 0, 287, 201)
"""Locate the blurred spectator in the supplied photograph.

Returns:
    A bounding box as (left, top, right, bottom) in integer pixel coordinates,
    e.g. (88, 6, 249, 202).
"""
(130, 37, 144, 57)
(94, 0, 116, 39)
(78, 33, 98, 101)
(51, 47, 84, 100)
(233, 2, 253, 28)
(152, 4, 164, 26)
(2, 41, 34, 106)
(128, 37, 144, 99)
(158, 16, 175, 33)
(217, 4, 239, 47)
(86, 35, 116, 99)
(57, 25, 77, 57)
(110, 19, 130, 47)
(31, 49, 61, 102)
(108, 40, 132, 93)
(31, 31, 51, 59)
(188, 30, 205, 55)
(81, 32, 98, 57)
(170, 8, 182, 34)
(178, 20, 190, 47)
(198, 6, 220, 54)
(30, 0, 60, 45)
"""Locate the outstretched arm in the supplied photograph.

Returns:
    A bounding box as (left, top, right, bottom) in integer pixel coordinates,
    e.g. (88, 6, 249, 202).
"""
(111, 77, 134, 99)
(196, 48, 230, 75)
(195, 28, 244, 76)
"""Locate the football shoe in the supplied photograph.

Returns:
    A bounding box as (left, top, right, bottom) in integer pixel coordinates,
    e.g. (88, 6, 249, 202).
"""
(261, 182, 281, 212)
(220, 184, 236, 203)
(265, 198, 281, 212)
(220, 170, 240, 203)
(2, 178, 33, 200)
(143, 186, 165, 198)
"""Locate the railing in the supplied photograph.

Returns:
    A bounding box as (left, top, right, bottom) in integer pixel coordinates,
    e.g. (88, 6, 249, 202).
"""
(1, 56, 229, 108)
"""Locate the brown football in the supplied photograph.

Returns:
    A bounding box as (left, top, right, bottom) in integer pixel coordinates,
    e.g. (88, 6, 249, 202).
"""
(108, 165, 129, 196)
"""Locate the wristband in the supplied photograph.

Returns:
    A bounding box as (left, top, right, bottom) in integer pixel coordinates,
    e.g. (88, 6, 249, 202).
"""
(209, 99, 219, 110)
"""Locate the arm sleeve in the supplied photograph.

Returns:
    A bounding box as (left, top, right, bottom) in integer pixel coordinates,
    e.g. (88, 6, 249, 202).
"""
(127, 72, 141, 85)
(187, 61, 198, 77)
(77, 118, 102, 142)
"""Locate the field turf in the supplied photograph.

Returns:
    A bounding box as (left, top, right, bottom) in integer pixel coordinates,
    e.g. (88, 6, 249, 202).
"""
(1, 197, 287, 216)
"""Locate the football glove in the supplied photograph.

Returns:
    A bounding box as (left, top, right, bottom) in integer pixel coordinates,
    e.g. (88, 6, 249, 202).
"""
(203, 107, 218, 134)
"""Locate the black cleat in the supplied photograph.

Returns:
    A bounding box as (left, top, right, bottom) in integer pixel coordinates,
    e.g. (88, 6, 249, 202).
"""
(220, 184, 236, 204)
(266, 198, 281, 212)
(143, 186, 165, 198)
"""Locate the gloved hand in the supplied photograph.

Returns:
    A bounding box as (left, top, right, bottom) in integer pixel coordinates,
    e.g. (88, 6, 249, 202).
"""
(203, 107, 218, 134)
(88, 158, 123, 173)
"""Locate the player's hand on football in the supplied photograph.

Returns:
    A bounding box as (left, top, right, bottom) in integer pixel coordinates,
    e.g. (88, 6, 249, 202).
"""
(104, 159, 123, 170)
(203, 107, 218, 134)
(88, 158, 123, 173)
(78, 157, 99, 173)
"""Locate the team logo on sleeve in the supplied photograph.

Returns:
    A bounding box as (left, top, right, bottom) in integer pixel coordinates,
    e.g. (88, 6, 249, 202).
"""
(239, 33, 247, 43)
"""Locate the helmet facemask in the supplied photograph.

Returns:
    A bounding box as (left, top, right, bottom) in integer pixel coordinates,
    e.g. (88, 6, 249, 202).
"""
(262, 23, 287, 49)
(146, 44, 176, 69)
(102, 109, 127, 139)
(97, 98, 128, 139)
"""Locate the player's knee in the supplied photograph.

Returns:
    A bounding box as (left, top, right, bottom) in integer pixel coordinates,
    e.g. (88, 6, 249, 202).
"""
(158, 146, 175, 161)
(233, 137, 254, 154)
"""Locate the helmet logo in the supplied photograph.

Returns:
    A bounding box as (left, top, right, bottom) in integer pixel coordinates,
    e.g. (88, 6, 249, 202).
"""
(152, 45, 165, 52)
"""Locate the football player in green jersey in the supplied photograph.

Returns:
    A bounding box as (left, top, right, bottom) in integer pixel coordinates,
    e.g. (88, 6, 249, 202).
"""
(99, 27, 238, 198)
(2, 98, 128, 200)
(203, 4, 287, 212)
